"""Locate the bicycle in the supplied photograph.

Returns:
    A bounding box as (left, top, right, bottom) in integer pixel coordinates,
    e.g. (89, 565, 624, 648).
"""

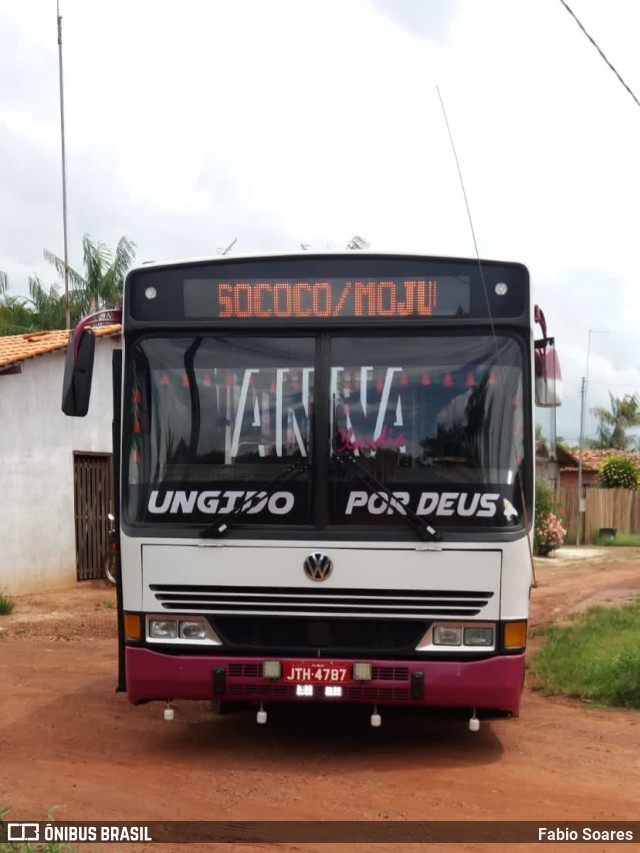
(103, 512, 117, 585)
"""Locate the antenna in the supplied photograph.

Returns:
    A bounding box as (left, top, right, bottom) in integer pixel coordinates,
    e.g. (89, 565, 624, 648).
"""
(346, 235, 370, 250)
(436, 87, 482, 264)
(436, 86, 496, 340)
(437, 84, 536, 584)
(217, 237, 237, 256)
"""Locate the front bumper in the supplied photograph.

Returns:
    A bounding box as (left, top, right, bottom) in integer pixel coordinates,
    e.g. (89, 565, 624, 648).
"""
(125, 648, 525, 714)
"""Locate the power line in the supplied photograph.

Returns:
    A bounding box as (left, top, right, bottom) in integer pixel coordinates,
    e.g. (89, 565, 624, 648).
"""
(559, 0, 640, 110)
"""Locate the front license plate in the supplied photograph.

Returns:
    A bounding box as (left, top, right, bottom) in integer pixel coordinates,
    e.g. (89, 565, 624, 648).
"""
(282, 660, 350, 684)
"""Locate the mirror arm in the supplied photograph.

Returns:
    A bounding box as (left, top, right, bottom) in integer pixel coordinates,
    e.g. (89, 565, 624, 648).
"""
(72, 308, 122, 363)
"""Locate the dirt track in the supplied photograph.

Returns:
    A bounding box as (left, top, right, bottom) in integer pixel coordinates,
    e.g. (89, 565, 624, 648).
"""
(2, 548, 640, 851)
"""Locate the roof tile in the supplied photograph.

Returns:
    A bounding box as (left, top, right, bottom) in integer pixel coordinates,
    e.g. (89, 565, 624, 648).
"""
(0, 325, 121, 369)
(560, 447, 640, 471)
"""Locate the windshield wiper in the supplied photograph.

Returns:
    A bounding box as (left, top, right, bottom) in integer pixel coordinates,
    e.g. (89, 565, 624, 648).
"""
(200, 459, 310, 538)
(333, 452, 441, 542)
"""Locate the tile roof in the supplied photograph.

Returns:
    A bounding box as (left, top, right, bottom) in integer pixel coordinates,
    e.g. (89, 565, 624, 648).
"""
(559, 447, 640, 471)
(0, 325, 121, 370)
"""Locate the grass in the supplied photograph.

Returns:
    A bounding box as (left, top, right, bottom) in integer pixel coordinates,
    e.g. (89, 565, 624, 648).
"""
(529, 597, 640, 708)
(592, 532, 640, 547)
(0, 807, 78, 853)
(0, 595, 15, 616)
(94, 599, 116, 611)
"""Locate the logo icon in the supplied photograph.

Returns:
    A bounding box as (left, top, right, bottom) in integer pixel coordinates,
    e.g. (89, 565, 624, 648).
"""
(303, 551, 333, 581)
(503, 498, 518, 521)
(7, 824, 40, 843)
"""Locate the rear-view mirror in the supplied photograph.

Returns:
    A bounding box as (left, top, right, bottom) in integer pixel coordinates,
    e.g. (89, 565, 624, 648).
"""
(61, 328, 96, 416)
(535, 343, 562, 407)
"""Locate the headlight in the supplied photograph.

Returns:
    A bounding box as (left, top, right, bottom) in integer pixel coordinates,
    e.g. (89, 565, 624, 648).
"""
(149, 619, 178, 639)
(433, 626, 462, 646)
(146, 615, 222, 645)
(464, 626, 494, 646)
(179, 621, 207, 640)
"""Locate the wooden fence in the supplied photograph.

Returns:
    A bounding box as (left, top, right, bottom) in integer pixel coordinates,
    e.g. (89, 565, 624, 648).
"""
(558, 487, 640, 544)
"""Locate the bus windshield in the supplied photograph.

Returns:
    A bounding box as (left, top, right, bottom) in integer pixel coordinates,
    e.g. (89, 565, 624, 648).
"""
(125, 332, 527, 534)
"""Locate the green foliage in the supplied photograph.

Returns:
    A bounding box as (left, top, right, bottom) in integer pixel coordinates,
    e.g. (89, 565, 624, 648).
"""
(534, 479, 566, 556)
(593, 532, 640, 547)
(44, 234, 136, 318)
(592, 393, 640, 450)
(0, 806, 77, 853)
(597, 455, 640, 490)
(0, 595, 15, 616)
(0, 235, 135, 335)
(535, 479, 558, 516)
(530, 598, 640, 708)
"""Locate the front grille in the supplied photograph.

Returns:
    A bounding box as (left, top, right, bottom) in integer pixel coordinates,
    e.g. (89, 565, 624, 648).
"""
(150, 584, 494, 619)
(228, 663, 410, 681)
(225, 659, 412, 703)
(215, 616, 424, 652)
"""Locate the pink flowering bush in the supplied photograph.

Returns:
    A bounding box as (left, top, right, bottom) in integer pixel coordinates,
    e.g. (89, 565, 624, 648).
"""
(534, 511, 567, 556)
(534, 479, 567, 556)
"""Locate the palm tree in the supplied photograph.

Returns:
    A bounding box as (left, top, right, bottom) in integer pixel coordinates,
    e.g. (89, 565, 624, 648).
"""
(0, 235, 135, 335)
(25, 275, 69, 330)
(0, 276, 67, 334)
(0, 271, 39, 334)
(44, 234, 135, 317)
(592, 393, 640, 450)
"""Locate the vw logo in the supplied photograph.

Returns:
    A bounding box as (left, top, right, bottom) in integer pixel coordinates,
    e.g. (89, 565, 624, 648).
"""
(303, 551, 333, 582)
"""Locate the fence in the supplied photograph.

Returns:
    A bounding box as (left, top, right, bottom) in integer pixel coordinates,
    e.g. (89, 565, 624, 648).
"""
(558, 487, 640, 545)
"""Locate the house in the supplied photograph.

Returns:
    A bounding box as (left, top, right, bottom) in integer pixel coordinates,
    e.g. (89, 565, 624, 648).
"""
(558, 446, 640, 490)
(535, 440, 560, 491)
(0, 326, 120, 594)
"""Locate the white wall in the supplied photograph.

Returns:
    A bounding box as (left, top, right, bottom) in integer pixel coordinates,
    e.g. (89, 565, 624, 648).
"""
(0, 338, 119, 594)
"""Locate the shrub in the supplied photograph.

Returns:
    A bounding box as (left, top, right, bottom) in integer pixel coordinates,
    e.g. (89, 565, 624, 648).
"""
(597, 455, 640, 490)
(0, 594, 15, 616)
(534, 479, 566, 556)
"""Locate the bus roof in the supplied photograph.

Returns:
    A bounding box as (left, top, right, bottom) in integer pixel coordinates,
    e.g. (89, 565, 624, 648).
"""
(126, 250, 526, 277)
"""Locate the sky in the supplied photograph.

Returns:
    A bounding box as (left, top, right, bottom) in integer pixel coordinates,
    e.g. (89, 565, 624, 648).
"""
(1, 0, 640, 445)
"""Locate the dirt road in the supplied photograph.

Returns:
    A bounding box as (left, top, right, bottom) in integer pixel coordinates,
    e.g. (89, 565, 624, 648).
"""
(1, 548, 640, 851)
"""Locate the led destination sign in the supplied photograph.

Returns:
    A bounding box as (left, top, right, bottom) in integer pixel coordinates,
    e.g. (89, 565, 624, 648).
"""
(183, 277, 471, 321)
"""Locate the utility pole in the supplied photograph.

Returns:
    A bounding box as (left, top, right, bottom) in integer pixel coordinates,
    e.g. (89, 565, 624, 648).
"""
(57, 1, 70, 330)
(576, 376, 587, 546)
(576, 329, 608, 546)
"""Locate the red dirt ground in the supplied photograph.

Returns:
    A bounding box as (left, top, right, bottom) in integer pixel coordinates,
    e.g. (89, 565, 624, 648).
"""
(2, 547, 640, 852)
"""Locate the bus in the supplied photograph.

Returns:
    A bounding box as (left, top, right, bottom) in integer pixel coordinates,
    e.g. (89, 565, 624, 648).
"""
(62, 252, 561, 729)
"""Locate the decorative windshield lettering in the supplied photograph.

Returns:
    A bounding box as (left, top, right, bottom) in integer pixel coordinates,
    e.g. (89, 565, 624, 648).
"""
(148, 490, 295, 516)
(225, 365, 410, 459)
(128, 333, 526, 530)
(335, 425, 407, 452)
(344, 490, 504, 519)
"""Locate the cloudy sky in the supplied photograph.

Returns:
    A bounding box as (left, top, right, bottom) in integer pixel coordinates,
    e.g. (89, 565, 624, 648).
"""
(2, 0, 640, 444)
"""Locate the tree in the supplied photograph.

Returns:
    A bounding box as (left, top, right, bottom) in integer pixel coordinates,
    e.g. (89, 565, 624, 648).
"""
(0, 235, 135, 335)
(45, 234, 136, 317)
(591, 393, 640, 451)
(597, 456, 640, 490)
(1, 272, 71, 334)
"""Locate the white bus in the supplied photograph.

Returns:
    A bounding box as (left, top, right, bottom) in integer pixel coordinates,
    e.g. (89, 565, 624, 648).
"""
(63, 252, 561, 728)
